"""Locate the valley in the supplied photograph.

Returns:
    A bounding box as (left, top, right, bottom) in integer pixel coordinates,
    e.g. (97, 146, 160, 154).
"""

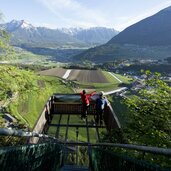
(0, 2, 171, 170)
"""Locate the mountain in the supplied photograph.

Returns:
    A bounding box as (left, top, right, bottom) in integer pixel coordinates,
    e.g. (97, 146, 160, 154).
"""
(74, 6, 171, 63)
(60, 27, 119, 45)
(1, 20, 85, 48)
(108, 6, 171, 46)
(0, 20, 118, 48)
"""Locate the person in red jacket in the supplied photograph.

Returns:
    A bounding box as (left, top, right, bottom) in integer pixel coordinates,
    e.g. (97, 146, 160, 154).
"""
(80, 90, 96, 119)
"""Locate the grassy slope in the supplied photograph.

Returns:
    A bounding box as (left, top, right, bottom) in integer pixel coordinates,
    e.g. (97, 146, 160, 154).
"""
(113, 73, 132, 83)
(74, 70, 130, 92)
(73, 71, 132, 92)
(104, 72, 131, 126)
(6, 69, 130, 140)
(9, 76, 73, 128)
(102, 71, 120, 84)
(107, 95, 129, 126)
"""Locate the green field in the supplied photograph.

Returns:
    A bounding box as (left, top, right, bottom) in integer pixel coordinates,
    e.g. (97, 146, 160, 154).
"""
(113, 73, 132, 83)
(75, 71, 131, 92)
(102, 71, 121, 84)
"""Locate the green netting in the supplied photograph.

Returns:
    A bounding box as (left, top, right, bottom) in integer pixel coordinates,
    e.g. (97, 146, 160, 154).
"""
(90, 148, 170, 171)
(0, 143, 63, 171)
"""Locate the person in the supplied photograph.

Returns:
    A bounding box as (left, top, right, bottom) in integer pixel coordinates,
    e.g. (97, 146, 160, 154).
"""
(80, 90, 96, 120)
(95, 91, 109, 125)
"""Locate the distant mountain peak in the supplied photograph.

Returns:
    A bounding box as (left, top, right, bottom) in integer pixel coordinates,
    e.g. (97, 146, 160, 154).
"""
(19, 20, 34, 29)
(60, 27, 83, 36)
(5, 19, 34, 31)
(1, 19, 119, 48)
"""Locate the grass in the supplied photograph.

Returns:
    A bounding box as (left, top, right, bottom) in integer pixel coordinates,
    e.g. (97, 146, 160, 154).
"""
(75, 81, 121, 92)
(8, 76, 73, 128)
(5, 67, 131, 133)
(107, 95, 129, 126)
(73, 71, 132, 92)
(102, 71, 121, 84)
(113, 73, 132, 84)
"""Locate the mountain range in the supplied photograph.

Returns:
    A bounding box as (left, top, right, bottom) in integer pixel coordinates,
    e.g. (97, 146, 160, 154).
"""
(74, 6, 171, 63)
(0, 20, 118, 48)
(61, 27, 119, 45)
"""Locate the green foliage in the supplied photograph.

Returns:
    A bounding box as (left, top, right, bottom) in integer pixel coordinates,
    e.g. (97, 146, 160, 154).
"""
(0, 65, 38, 101)
(74, 43, 171, 63)
(0, 67, 73, 130)
(108, 95, 129, 126)
(124, 72, 171, 148)
(0, 28, 15, 61)
(8, 76, 73, 128)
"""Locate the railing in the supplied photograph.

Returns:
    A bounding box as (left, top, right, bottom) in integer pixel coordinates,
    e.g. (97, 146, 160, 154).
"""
(1, 93, 170, 170)
(0, 142, 63, 171)
(0, 129, 171, 171)
(52, 93, 121, 130)
(26, 93, 121, 145)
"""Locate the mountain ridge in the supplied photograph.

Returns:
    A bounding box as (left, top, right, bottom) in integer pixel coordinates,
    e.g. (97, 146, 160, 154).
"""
(108, 6, 171, 46)
(74, 5, 171, 62)
(1, 20, 119, 48)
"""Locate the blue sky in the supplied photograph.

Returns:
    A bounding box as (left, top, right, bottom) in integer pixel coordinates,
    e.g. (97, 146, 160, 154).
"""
(0, 0, 171, 30)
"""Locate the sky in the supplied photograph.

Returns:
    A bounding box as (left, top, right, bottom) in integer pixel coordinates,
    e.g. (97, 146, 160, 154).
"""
(0, 0, 171, 31)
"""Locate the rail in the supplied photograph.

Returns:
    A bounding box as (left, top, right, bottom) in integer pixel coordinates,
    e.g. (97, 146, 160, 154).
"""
(0, 128, 170, 171)
(0, 128, 171, 156)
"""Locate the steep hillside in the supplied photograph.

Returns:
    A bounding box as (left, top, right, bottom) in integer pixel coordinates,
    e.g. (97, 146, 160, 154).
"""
(74, 6, 171, 62)
(109, 6, 171, 46)
(0, 65, 73, 128)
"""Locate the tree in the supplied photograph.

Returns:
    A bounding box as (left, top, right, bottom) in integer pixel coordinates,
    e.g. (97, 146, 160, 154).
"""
(124, 71, 171, 148)
(0, 14, 14, 61)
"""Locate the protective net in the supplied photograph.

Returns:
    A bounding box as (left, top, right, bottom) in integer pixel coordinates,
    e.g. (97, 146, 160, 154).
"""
(0, 142, 63, 171)
(90, 148, 169, 171)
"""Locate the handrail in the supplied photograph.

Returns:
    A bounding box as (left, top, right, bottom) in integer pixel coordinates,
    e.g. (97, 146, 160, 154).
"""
(61, 142, 171, 157)
(0, 128, 56, 140)
(0, 128, 171, 156)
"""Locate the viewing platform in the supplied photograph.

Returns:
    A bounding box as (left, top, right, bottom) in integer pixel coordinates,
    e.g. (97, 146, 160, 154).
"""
(0, 94, 170, 171)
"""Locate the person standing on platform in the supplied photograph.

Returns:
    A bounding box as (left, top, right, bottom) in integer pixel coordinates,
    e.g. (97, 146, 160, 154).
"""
(80, 90, 96, 120)
(95, 91, 109, 125)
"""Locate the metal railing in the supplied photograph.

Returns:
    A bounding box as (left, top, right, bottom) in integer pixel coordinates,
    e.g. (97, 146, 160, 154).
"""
(0, 128, 171, 170)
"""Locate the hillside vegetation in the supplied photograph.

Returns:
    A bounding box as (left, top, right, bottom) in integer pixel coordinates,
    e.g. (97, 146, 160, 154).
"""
(0, 65, 73, 128)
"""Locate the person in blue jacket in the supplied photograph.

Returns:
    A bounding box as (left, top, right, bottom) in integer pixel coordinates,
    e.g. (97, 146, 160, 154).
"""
(95, 91, 109, 125)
